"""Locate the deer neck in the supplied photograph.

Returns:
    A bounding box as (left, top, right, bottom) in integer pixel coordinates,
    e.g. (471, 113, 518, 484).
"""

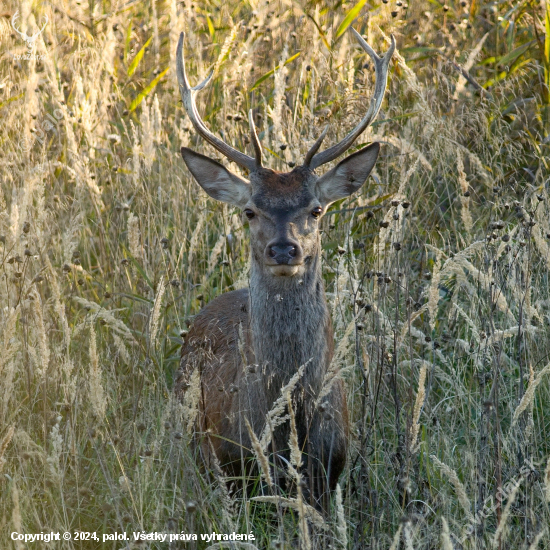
(248, 253, 333, 403)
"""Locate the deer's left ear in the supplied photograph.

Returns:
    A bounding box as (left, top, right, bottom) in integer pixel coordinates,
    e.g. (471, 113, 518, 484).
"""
(315, 142, 380, 206)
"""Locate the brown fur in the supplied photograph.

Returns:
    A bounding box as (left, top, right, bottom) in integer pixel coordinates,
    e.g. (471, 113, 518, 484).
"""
(175, 289, 348, 490)
(176, 283, 349, 504)
(176, 289, 256, 466)
(252, 166, 309, 194)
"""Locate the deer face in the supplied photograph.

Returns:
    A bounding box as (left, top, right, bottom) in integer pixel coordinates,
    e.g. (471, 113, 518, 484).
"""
(181, 143, 379, 277)
(243, 166, 319, 277)
(176, 28, 393, 277)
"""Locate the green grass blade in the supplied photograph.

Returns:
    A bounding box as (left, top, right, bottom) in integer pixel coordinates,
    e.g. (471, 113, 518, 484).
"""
(0, 93, 24, 110)
(127, 36, 152, 77)
(127, 254, 153, 289)
(497, 40, 535, 68)
(129, 67, 169, 111)
(305, 13, 330, 51)
(250, 52, 301, 91)
(334, 0, 368, 42)
(206, 15, 215, 39)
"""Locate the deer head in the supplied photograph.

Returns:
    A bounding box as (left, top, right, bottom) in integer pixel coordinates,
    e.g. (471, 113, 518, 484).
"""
(177, 29, 394, 278)
(11, 10, 48, 51)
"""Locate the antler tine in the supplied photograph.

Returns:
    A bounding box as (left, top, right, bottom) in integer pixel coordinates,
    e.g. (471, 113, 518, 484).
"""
(303, 125, 329, 167)
(304, 29, 396, 170)
(176, 32, 257, 172)
(248, 109, 262, 168)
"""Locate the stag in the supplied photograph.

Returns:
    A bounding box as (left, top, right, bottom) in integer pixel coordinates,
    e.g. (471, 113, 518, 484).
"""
(175, 29, 395, 507)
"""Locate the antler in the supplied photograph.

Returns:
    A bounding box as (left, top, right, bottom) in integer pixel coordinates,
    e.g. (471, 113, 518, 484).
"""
(304, 29, 396, 171)
(176, 32, 262, 172)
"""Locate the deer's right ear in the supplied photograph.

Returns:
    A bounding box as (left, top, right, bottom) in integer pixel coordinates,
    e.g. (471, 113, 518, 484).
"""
(180, 147, 251, 208)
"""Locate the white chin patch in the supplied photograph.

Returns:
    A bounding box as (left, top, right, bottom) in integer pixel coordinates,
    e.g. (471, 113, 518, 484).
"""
(269, 265, 300, 277)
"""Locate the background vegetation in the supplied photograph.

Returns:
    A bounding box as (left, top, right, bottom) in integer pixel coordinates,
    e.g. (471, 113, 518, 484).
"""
(1, 0, 550, 548)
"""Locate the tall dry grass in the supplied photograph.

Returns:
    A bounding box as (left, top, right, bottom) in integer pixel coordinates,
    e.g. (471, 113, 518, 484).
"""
(1, 0, 550, 548)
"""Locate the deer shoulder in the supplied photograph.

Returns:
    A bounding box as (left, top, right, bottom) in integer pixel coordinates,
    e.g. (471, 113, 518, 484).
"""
(176, 288, 251, 395)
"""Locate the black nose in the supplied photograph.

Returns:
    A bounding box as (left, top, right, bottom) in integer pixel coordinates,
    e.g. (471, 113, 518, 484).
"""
(267, 243, 298, 264)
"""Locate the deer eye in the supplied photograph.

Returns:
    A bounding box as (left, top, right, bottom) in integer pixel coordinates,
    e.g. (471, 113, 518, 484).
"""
(244, 209, 255, 220)
(311, 206, 323, 219)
